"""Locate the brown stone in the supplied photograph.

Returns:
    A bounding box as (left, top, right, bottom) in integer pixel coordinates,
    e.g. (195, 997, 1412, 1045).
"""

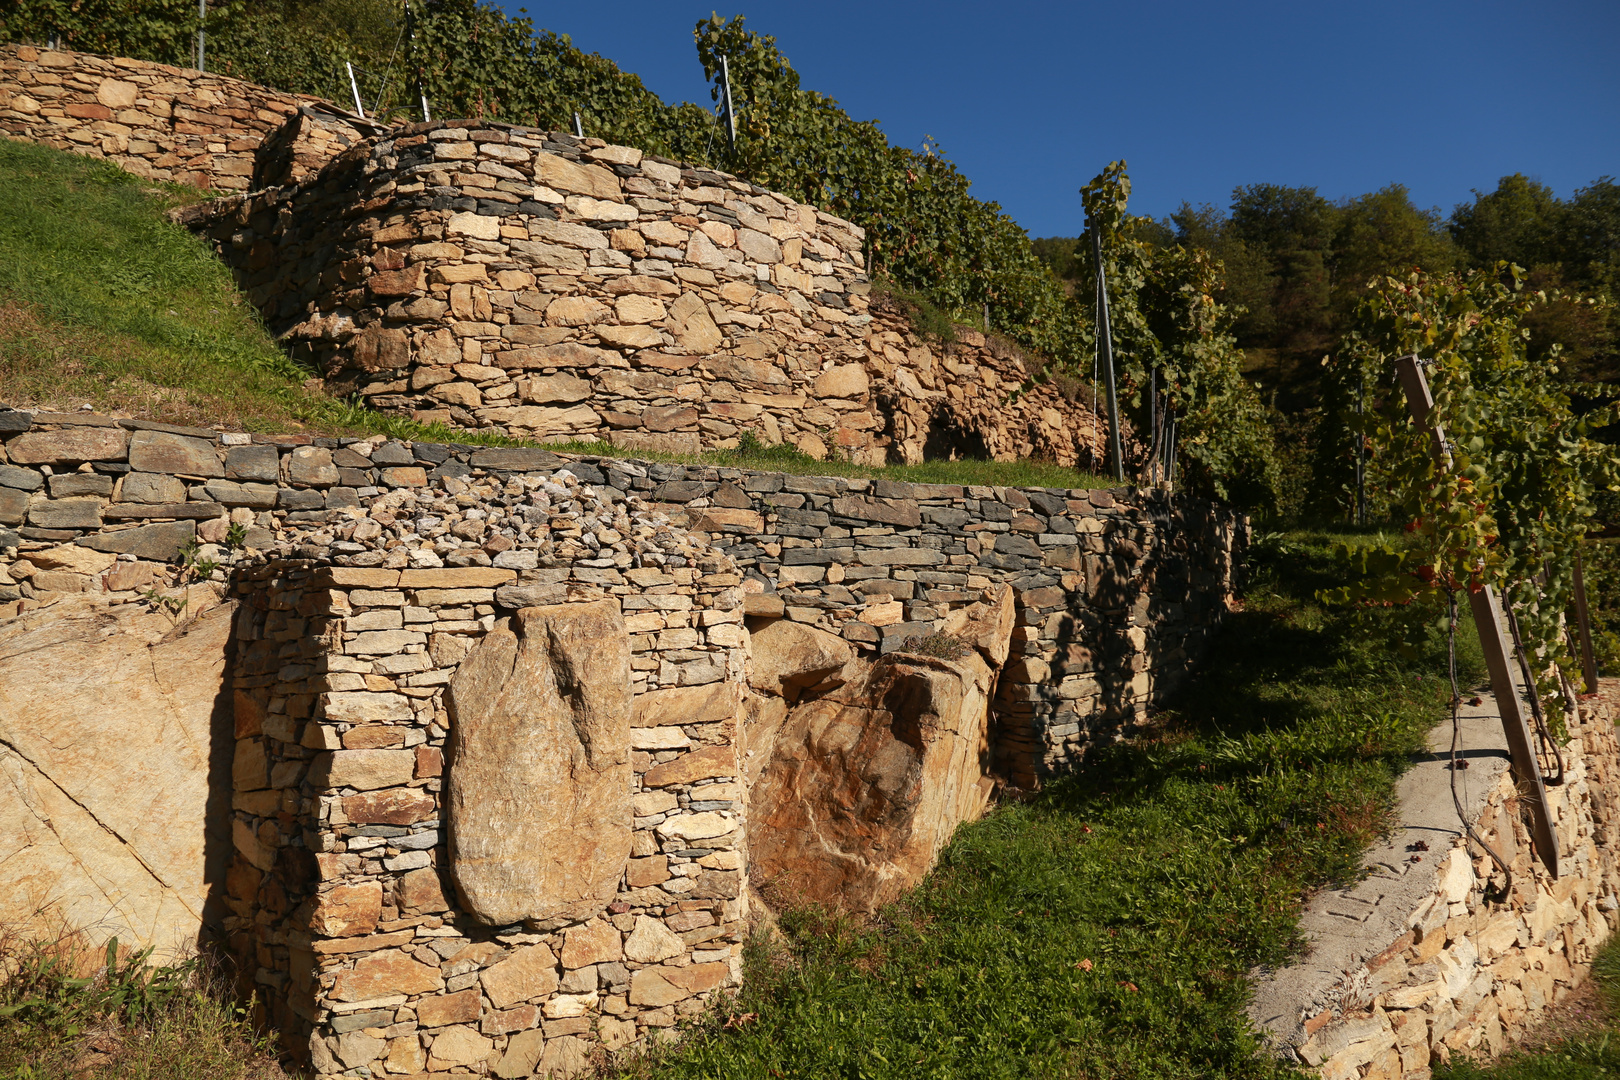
(479, 944, 560, 1009)
(397, 867, 450, 914)
(352, 325, 410, 372)
(747, 619, 854, 698)
(399, 567, 516, 588)
(560, 918, 621, 968)
(626, 855, 670, 888)
(5, 428, 128, 467)
(425, 1025, 493, 1069)
(309, 881, 382, 937)
(749, 651, 997, 912)
(415, 988, 482, 1027)
(628, 967, 690, 1007)
(446, 601, 632, 925)
(0, 597, 236, 955)
(309, 749, 417, 790)
(329, 950, 443, 1001)
(481, 1004, 541, 1036)
(126, 430, 222, 477)
(633, 682, 737, 728)
(643, 744, 737, 788)
(662, 961, 731, 994)
(494, 1028, 545, 1078)
(342, 788, 436, 824)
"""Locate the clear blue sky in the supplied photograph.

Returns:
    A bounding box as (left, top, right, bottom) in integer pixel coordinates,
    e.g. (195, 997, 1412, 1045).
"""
(496, 0, 1619, 238)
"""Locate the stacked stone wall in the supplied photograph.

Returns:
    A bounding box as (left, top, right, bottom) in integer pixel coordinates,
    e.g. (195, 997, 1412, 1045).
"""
(0, 43, 349, 190)
(0, 409, 1239, 784)
(1254, 699, 1620, 1078)
(0, 408, 753, 1073)
(183, 119, 1113, 466)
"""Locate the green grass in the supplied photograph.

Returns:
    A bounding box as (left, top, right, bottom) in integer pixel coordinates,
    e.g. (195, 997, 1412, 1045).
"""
(625, 532, 1480, 1080)
(0, 139, 1109, 491)
(0, 932, 284, 1080)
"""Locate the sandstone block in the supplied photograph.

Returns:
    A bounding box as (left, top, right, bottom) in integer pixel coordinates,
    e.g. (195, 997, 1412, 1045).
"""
(323, 691, 413, 722)
(654, 811, 735, 842)
(343, 788, 436, 824)
(633, 682, 737, 728)
(416, 988, 482, 1027)
(400, 567, 516, 588)
(120, 471, 188, 503)
(309, 881, 382, 937)
(480, 944, 560, 1009)
(624, 916, 685, 963)
(309, 749, 417, 791)
(127, 430, 221, 477)
(446, 600, 632, 925)
(494, 1028, 545, 1078)
(628, 967, 690, 1007)
(426, 1025, 492, 1069)
(398, 867, 450, 914)
(447, 211, 501, 240)
(560, 918, 622, 968)
(7, 428, 128, 465)
(330, 950, 443, 1001)
(643, 745, 737, 788)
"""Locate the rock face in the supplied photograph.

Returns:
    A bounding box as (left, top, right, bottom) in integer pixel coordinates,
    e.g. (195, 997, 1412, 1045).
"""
(445, 599, 633, 926)
(748, 649, 998, 912)
(0, 593, 235, 957)
(747, 587, 1013, 912)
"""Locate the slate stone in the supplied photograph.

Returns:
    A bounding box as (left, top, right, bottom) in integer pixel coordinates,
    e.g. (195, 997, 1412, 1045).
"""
(0, 410, 32, 433)
(103, 502, 225, 520)
(6, 428, 128, 465)
(0, 465, 44, 492)
(279, 489, 324, 511)
(0, 487, 25, 526)
(202, 481, 280, 509)
(79, 520, 197, 560)
(127, 431, 223, 477)
(469, 448, 563, 472)
(119, 472, 187, 504)
(47, 474, 115, 498)
(225, 445, 281, 481)
(28, 497, 104, 529)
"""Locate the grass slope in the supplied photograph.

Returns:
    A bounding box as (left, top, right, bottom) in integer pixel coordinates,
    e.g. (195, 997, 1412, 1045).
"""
(629, 534, 1480, 1080)
(0, 139, 1110, 490)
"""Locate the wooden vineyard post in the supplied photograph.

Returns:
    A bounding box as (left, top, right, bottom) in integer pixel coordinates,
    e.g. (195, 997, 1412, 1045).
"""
(1573, 549, 1600, 694)
(1393, 355, 1560, 878)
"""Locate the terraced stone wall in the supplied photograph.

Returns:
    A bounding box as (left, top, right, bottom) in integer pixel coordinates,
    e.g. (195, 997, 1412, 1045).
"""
(185, 120, 1113, 466)
(0, 43, 348, 190)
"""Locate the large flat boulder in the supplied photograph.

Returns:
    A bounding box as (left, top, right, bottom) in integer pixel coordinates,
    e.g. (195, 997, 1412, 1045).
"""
(0, 593, 236, 957)
(446, 600, 632, 926)
(748, 649, 997, 912)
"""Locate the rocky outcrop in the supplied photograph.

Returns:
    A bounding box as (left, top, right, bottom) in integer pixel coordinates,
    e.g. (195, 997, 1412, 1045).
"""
(446, 599, 632, 926)
(746, 587, 1010, 912)
(0, 589, 235, 958)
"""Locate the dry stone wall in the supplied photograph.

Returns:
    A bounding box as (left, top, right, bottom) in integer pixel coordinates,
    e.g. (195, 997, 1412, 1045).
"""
(0, 43, 350, 190)
(184, 119, 1113, 466)
(0, 408, 753, 1073)
(1252, 696, 1620, 1078)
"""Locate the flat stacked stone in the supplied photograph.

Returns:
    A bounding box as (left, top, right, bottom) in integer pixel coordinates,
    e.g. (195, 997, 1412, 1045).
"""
(0, 43, 325, 190)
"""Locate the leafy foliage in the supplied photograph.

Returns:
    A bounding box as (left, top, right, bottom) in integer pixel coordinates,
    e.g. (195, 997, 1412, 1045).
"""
(1318, 266, 1620, 715)
(1080, 165, 1281, 506)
